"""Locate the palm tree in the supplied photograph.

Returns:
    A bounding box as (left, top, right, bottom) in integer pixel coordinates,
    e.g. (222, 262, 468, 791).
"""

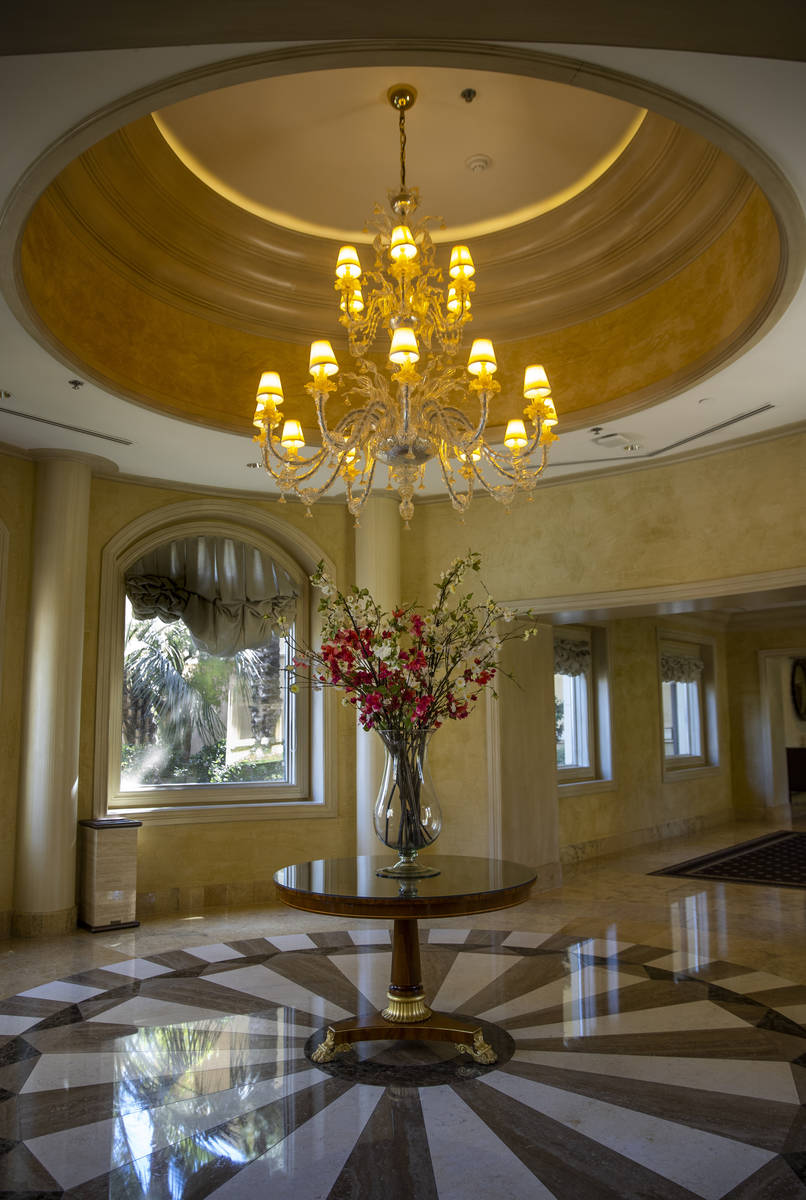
(123, 614, 226, 756)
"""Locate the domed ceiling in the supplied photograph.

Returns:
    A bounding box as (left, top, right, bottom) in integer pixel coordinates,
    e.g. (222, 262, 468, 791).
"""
(17, 62, 783, 441)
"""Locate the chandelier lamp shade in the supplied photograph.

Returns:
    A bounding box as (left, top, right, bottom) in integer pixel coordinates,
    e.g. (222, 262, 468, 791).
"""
(252, 84, 560, 523)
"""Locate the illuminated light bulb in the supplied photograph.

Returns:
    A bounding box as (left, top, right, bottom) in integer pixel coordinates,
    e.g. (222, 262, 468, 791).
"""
(390, 225, 417, 262)
(467, 338, 497, 376)
(505, 418, 528, 451)
(389, 326, 420, 364)
(523, 364, 551, 399)
(281, 419, 305, 451)
(348, 288, 365, 315)
(256, 371, 284, 404)
(335, 245, 361, 279)
(309, 340, 338, 377)
(449, 245, 475, 279)
(253, 401, 268, 430)
(447, 285, 470, 316)
(542, 397, 558, 428)
(457, 445, 482, 462)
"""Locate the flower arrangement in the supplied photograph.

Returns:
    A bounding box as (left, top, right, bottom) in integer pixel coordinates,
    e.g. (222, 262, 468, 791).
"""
(288, 552, 537, 875)
(289, 551, 536, 733)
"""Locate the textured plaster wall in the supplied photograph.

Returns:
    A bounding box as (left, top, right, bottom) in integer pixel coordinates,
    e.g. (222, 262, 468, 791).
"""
(80, 478, 358, 894)
(726, 625, 806, 816)
(400, 434, 806, 857)
(0, 453, 34, 920)
(402, 432, 805, 604)
(558, 616, 732, 859)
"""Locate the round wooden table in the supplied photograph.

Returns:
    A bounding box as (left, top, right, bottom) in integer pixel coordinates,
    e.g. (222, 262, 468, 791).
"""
(274, 854, 536, 1064)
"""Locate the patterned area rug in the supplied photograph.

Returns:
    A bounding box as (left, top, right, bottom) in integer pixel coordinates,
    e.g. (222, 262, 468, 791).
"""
(1, 927, 806, 1197)
(652, 830, 806, 888)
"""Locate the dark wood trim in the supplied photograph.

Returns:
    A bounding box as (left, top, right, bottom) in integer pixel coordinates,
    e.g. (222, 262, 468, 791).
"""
(273, 878, 535, 919)
(79, 818, 142, 829)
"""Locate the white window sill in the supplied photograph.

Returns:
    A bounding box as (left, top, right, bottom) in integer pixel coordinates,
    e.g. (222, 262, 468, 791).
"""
(107, 798, 335, 825)
(558, 777, 616, 797)
(661, 762, 720, 784)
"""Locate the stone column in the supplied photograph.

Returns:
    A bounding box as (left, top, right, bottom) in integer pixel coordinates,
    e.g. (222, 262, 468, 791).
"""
(13, 456, 92, 936)
(490, 622, 562, 888)
(354, 496, 401, 857)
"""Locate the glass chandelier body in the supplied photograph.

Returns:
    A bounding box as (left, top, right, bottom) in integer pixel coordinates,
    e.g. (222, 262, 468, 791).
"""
(252, 86, 559, 523)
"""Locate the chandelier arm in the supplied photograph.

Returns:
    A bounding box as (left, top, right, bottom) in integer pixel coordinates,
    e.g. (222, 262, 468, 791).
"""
(422, 389, 490, 452)
(467, 455, 518, 502)
(435, 444, 473, 513)
(262, 435, 330, 478)
(346, 454, 379, 518)
(289, 457, 351, 508)
(481, 422, 543, 473)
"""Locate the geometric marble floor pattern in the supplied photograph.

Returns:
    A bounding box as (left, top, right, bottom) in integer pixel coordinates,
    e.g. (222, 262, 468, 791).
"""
(2, 929, 806, 1198)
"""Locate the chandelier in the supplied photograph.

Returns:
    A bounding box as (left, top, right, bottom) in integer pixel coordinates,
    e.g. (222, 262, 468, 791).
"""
(252, 84, 559, 524)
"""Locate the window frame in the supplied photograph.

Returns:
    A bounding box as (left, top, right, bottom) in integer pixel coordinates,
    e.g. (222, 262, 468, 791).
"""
(553, 624, 613, 790)
(93, 502, 337, 824)
(657, 629, 719, 780)
(554, 633, 596, 782)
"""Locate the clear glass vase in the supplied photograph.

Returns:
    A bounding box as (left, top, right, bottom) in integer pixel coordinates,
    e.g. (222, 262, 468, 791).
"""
(373, 727, 442, 878)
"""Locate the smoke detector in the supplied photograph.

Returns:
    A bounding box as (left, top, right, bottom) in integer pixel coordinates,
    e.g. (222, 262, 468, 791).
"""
(465, 154, 493, 174)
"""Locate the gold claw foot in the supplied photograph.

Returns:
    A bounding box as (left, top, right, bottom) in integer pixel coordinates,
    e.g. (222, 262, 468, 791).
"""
(311, 1028, 351, 1064)
(457, 1030, 497, 1064)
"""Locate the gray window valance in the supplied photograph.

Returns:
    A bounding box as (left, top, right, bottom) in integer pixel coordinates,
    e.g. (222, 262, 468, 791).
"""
(554, 637, 591, 677)
(660, 652, 704, 683)
(126, 536, 297, 656)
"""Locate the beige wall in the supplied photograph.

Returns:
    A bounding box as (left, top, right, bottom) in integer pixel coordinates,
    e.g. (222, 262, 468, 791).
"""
(400, 434, 806, 862)
(559, 616, 732, 861)
(2, 429, 805, 921)
(726, 624, 806, 816)
(0, 452, 34, 927)
(402, 432, 806, 603)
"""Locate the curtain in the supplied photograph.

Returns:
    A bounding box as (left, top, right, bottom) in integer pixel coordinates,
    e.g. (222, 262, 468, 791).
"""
(660, 651, 704, 683)
(554, 637, 591, 677)
(125, 536, 297, 656)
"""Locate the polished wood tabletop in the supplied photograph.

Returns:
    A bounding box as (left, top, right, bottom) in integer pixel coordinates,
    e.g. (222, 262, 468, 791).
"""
(273, 854, 537, 919)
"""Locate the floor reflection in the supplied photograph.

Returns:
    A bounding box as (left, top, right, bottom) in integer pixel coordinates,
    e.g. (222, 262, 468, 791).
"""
(2, 929, 805, 1198)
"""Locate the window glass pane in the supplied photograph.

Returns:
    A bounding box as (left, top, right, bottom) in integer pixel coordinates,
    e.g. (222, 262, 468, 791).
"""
(121, 598, 292, 789)
(555, 671, 590, 769)
(662, 679, 702, 759)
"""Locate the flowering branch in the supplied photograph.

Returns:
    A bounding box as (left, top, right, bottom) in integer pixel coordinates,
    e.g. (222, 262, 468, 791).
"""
(287, 551, 538, 733)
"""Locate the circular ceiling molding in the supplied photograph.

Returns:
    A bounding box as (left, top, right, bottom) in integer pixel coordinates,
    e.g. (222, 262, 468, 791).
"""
(152, 65, 646, 242)
(4, 41, 803, 443)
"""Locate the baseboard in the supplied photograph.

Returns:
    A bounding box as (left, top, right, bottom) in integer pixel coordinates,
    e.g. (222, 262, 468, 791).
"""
(560, 808, 735, 866)
(11, 905, 77, 938)
(137, 878, 279, 917)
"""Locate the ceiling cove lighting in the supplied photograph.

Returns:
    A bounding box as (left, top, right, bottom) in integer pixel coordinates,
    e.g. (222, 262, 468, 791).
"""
(252, 84, 559, 524)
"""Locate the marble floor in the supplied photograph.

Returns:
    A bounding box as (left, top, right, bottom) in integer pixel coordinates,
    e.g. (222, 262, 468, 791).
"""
(2, 819, 806, 1197)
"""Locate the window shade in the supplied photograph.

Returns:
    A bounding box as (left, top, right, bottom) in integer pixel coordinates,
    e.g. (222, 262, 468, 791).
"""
(660, 649, 705, 683)
(554, 637, 592, 677)
(126, 536, 297, 657)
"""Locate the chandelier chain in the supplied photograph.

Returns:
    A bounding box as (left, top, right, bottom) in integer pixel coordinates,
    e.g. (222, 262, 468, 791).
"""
(399, 107, 407, 191)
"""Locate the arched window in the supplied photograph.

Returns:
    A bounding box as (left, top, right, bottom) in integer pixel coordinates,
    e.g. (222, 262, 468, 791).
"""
(93, 501, 336, 823)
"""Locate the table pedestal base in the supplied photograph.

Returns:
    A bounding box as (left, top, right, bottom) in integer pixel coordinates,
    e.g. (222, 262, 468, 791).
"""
(310, 1012, 496, 1064)
(310, 915, 497, 1066)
